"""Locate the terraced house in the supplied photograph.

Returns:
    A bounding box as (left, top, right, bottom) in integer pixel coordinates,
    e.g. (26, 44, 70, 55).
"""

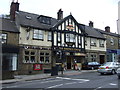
(97, 26, 119, 62)
(1, 1, 120, 78)
(81, 22, 106, 65)
(1, 18, 19, 79)
(6, 1, 86, 74)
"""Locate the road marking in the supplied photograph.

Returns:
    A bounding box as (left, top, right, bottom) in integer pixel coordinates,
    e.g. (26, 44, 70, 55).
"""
(40, 80, 62, 83)
(65, 82, 77, 85)
(56, 77, 90, 82)
(109, 83, 117, 86)
(47, 84, 63, 88)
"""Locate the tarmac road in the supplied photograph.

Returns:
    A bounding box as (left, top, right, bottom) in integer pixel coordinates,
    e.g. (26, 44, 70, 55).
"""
(2, 70, 120, 90)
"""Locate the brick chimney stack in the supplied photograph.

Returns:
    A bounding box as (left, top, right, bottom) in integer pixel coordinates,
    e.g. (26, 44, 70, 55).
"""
(57, 9, 63, 20)
(10, 0, 19, 21)
(89, 21, 94, 27)
(105, 26, 110, 32)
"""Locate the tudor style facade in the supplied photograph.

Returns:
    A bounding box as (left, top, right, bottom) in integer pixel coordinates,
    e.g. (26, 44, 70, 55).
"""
(52, 14, 86, 69)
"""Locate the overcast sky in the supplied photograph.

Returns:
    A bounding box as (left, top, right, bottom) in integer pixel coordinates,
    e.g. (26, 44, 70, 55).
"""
(0, 0, 119, 33)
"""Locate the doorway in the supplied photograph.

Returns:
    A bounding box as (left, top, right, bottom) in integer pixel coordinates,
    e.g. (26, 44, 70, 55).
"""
(100, 55, 105, 64)
(66, 57, 72, 69)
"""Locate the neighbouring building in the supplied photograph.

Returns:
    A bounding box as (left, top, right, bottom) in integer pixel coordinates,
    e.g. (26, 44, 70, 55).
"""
(82, 21, 106, 64)
(0, 18, 19, 79)
(96, 26, 119, 62)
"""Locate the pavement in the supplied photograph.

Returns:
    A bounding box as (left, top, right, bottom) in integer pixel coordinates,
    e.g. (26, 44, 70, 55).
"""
(0, 70, 97, 84)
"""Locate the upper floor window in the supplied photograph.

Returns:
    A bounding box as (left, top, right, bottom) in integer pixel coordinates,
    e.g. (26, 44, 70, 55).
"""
(0, 33, 7, 44)
(66, 33, 75, 43)
(33, 29, 44, 40)
(119, 39, 120, 46)
(110, 38, 114, 45)
(90, 38, 96, 46)
(48, 32, 52, 41)
(99, 40, 104, 47)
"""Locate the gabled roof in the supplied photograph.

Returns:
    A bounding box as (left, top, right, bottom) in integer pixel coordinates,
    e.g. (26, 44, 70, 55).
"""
(0, 18, 19, 33)
(52, 15, 85, 33)
(80, 24, 105, 39)
(16, 11, 58, 30)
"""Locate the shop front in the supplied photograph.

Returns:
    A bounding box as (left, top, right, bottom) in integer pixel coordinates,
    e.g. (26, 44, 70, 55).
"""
(53, 46, 85, 70)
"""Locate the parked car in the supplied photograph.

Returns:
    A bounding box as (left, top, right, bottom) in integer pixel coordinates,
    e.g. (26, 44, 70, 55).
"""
(117, 67, 120, 79)
(98, 62, 120, 75)
(82, 62, 101, 70)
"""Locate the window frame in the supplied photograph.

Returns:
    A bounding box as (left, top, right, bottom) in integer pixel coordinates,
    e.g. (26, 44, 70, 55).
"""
(47, 31, 52, 41)
(33, 29, 44, 40)
(0, 33, 7, 44)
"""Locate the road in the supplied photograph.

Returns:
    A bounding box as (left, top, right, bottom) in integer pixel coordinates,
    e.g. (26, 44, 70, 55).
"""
(2, 71, 120, 90)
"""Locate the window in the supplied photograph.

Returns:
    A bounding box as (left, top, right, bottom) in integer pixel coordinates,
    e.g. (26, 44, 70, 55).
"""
(66, 33, 75, 43)
(33, 29, 44, 40)
(110, 38, 114, 45)
(0, 33, 7, 44)
(48, 32, 52, 41)
(99, 40, 104, 47)
(85, 38, 87, 46)
(90, 38, 96, 46)
(39, 52, 50, 63)
(78, 36, 81, 47)
(119, 39, 120, 46)
(24, 50, 36, 63)
(90, 54, 96, 62)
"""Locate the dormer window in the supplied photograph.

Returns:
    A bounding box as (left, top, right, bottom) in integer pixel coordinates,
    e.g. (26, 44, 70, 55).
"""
(26, 16, 32, 20)
(38, 15, 51, 25)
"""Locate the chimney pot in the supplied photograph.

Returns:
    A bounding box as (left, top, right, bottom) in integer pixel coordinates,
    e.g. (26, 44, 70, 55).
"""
(10, 1, 19, 21)
(57, 9, 63, 20)
(89, 21, 94, 27)
(105, 26, 110, 32)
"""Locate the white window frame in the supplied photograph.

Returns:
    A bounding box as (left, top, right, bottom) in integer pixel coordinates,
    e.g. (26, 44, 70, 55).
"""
(0, 33, 7, 44)
(33, 29, 44, 40)
(48, 31, 52, 41)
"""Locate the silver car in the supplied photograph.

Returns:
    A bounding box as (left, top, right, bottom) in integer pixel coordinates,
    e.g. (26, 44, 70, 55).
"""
(117, 67, 120, 79)
(98, 62, 120, 75)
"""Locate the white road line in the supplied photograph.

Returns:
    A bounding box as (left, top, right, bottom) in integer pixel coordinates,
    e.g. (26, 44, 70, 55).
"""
(56, 77, 90, 82)
(47, 84, 63, 88)
(40, 80, 62, 84)
(109, 83, 117, 86)
(65, 82, 77, 85)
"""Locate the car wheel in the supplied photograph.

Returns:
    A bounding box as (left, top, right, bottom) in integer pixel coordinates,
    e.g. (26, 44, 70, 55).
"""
(91, 67, 94, 70)
(118, 76, 120, 79)
(101, 73, 104, 75)
(111, 70, 115, 75)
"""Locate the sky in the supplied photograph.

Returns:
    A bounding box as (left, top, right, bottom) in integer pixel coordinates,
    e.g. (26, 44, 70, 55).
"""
(0, 0, 120, 33)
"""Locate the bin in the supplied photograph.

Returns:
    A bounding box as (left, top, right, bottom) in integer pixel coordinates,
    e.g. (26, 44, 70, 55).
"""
(51, 66, 59, 76)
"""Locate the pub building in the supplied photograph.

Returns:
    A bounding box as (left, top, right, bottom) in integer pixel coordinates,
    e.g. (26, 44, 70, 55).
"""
(2, 1, 86, 76)
(51, 9, 86, 70)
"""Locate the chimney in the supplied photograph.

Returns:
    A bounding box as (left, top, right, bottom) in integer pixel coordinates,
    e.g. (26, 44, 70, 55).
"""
(105, 26, 110, 32)
(10, 0, 19, 21)
(57, 9, 63, 20)
(89, 21, 94, 27)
